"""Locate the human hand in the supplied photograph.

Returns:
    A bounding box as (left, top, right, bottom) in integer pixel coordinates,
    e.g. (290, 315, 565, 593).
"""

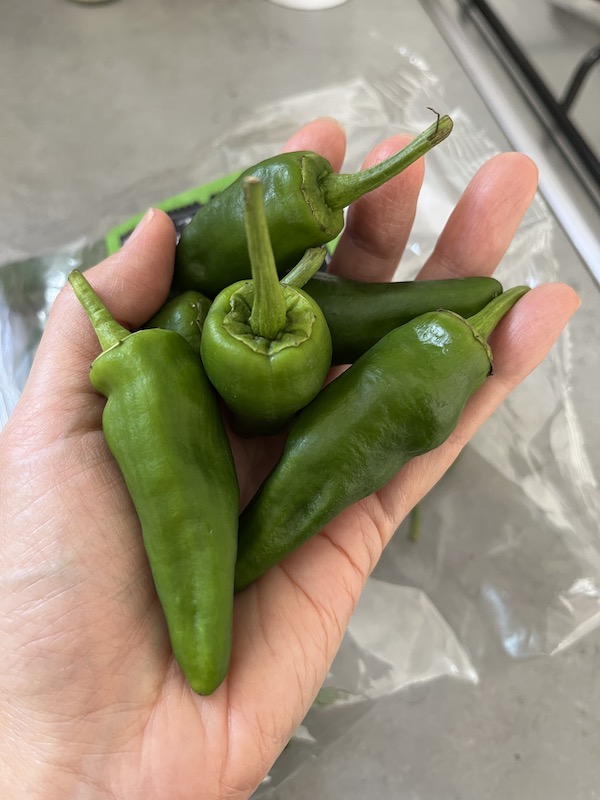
(0, 118, 579, 799)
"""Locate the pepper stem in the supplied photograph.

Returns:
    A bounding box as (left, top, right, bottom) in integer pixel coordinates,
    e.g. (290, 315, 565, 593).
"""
(68, 270, 130, 351)
(281, 247, 327, 288)
(322, 114, 454, 211)
(244, 177, 287, 340)
(467, 285, 530, 341)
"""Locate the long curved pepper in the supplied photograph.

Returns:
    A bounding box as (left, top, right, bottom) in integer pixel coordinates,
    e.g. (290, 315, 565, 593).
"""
(234, 285, 530, 591)
(297, 272, 504, 364)
(174, 115, 454, 297)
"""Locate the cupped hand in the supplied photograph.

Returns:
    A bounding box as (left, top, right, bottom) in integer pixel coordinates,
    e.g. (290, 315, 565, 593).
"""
(0, 118, 579, 800)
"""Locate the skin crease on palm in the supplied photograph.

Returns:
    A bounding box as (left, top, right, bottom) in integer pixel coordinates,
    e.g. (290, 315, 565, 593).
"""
(0, 117, 580, 800)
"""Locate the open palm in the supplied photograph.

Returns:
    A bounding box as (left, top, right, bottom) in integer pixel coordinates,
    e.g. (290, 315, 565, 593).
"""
(0, 119, 579, 799)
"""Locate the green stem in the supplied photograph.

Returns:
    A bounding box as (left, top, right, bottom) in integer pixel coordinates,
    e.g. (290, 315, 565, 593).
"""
(281, 247, 327, 288)
(322, 114, 454, 210)
(407, 503, 421, 543)
(467, 285, 530, 341)
(68, 270, 129, 351)
(244, 177, 287, 340)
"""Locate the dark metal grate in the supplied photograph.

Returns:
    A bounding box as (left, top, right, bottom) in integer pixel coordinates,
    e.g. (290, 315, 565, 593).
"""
(460, 0, 600, 201)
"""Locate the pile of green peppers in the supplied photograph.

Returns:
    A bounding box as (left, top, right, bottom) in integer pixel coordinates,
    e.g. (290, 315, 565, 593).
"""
(69, 114, 530, 696)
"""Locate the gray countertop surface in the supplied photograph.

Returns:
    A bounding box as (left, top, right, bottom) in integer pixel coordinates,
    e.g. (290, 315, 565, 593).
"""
(2, 1, 599, 797)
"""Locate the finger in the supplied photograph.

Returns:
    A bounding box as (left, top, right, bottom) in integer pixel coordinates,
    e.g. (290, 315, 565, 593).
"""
(8, 209, 176, 440)
(280, 116, 347, 172)
(223, 283, 579, 784)
(70, 207, 176, 333)
(328, 133, 425, 282)
(418, 152, 539, 280)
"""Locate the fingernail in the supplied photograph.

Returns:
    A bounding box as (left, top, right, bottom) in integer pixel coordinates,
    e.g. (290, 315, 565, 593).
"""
(123, 208, 155, 248)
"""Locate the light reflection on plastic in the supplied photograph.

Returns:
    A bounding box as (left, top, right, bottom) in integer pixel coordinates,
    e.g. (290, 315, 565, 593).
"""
(567, 577, 600, 598)
(482, 584, 542, 658)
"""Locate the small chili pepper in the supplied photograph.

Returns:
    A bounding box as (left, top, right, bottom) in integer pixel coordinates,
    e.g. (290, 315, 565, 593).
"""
(68, 270, 239, 696)
(144, 289, 211, 355)
(174, 115, 453, 297)
(297, 272, 504, 364)
(234, 285, 530, 591)
(201, 176, 332, 436)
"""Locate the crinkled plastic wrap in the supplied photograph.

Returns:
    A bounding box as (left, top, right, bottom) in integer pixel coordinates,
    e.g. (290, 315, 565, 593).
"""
(1, 50, 599, 796)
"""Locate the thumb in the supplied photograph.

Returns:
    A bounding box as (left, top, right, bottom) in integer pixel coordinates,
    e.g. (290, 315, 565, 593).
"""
(5, 209, 176, 445)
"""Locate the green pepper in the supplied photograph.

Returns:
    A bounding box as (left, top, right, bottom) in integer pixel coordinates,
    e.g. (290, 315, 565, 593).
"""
(68, 270, 239, 696)
(144, 289, 211, 355)
(234, 285, 529, 591)
(298, 272, 504, 364)
(201, 176, 332, 436)
(174, 115, 453, 297)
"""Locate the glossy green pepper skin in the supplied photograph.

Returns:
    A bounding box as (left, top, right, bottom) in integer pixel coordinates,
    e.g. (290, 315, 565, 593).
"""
(175, 150, 338, 297)
(201, 177, 332, 436)
(68, 270, 239, 696)
(234, 286, 529, 591)
(144, 290, 211, 355)
(174, 115, 453, 297)
(300, 273, 503, 364)
(202, 279, 332, 435)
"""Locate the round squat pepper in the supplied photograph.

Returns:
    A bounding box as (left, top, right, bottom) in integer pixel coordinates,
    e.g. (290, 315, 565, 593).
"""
(68, 270, 239, 696)
(174, 114, 453, 297)
(201, 176, 332, 435)
(234, 285, 530, 591)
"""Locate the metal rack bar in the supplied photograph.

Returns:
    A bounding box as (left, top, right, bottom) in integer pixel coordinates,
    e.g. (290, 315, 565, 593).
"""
(560, 45, 600, 113)
(462, 0, 600, 192)
(422, 0, 600, 286)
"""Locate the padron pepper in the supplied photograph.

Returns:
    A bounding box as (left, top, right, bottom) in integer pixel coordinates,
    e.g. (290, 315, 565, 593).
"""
(298, 272, 504, 364)
(174, 114, 453, 297)
(68, 270, 239, 696)
(201, 176, 332, 435)
(234, 285, 530, 591)
(144, 289, 212, 356)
